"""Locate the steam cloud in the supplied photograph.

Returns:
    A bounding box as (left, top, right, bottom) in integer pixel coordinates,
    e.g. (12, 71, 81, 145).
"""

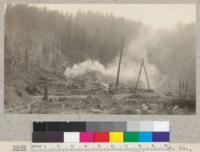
(64, 28, 166, 90)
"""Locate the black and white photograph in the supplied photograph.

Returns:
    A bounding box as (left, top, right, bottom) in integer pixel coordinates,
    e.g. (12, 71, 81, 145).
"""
(4, 4, 196, 114)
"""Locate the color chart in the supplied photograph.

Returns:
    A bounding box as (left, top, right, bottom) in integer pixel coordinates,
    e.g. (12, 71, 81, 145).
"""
(32, 121, 169, 143)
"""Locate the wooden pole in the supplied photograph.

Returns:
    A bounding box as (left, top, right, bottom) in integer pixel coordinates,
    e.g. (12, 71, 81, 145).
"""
(135, 59, 143, 91)
(142, 60, 151, 90)
(116, 37, 124, 88)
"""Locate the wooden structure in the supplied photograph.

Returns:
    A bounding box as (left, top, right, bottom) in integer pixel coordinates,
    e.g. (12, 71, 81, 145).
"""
(135, 59, 151, 91)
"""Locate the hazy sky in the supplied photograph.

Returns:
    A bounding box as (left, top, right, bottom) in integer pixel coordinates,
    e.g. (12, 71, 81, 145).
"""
(31, 4, 196, 29)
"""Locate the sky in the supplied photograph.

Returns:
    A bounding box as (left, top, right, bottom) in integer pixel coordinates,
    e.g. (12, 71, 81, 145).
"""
(31, 4, 196, 29)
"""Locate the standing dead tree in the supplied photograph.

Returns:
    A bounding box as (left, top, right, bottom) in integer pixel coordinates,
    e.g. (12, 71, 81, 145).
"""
(43, 80, 48, 102)
(25, 49, 29, 72)
(178, 77, 188, 96)
(135, 59, 151, 91)
(116, 37, 124, 88)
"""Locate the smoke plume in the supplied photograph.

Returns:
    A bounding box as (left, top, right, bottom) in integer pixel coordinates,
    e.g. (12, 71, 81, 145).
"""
(64, 27, 165, 90)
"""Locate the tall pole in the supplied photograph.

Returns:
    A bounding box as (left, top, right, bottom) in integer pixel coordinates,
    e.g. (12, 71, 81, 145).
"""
(116, 37, 124, 88)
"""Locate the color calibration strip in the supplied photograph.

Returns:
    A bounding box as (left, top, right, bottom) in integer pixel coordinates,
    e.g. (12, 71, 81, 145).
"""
(32, 121, 169, 143)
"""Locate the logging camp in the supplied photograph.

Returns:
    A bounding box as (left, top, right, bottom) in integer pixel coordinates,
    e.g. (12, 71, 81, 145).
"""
(5, 4, 195, 114)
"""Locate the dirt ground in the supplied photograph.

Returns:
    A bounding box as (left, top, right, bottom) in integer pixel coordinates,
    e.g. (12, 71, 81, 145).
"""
(5, 90, 195, 115)
(4, 68, 196, 115)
